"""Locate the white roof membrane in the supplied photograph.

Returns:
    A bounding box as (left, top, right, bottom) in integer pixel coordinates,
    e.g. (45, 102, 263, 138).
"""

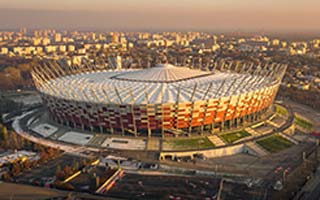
(39, 65, 275, 104)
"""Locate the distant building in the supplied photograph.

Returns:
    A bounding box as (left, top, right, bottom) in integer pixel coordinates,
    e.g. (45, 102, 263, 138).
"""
(54, 33, 62, 43)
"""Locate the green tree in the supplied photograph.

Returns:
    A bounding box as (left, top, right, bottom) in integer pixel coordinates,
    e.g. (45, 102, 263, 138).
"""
(72, 161, 79, 172)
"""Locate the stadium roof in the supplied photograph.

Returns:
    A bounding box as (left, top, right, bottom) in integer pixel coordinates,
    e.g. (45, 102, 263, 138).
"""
(113, 64, 212, 83)
(40, 64, 274, 104)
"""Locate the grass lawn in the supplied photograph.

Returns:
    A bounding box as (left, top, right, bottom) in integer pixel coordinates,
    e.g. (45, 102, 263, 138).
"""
(220, 130, 251, 143)
(256, 135, 293, 153)
(164, 137, 215, 150)
(295, 116, 313, 130)
(276, 105, 288, 116)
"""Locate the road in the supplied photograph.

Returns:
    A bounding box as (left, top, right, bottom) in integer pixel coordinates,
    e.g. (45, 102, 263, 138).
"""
(11, 110, 100, 157)
(285, 100, 320, 131)
(0, 182, 120, 200)
(305, 182, 320, 200)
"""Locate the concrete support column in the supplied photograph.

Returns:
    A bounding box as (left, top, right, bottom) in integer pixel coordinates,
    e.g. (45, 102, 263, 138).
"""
(229, 119, 233, 129)
(221, 122, 224, 131)
(243, 116, 248, 126)
(211, 124, 215, 134)
(148, 128, 152, 138)
(200, 125, 204, 135)
(119, 117, 125, 136)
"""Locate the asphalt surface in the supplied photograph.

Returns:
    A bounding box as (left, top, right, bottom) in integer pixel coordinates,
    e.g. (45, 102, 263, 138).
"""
(285, 100, 320, 131)
(303, 182, 320, 200)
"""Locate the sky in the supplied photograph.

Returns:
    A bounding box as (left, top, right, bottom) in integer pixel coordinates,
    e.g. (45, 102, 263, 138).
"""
(0, 0, 319, 32)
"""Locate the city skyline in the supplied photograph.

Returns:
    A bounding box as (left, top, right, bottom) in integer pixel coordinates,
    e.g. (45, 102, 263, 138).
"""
(0, 0, 320, 32)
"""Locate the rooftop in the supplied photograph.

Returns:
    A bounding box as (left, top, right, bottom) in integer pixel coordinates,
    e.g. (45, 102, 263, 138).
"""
(112, 64, 212, 83)
(39, 64, 275, 104)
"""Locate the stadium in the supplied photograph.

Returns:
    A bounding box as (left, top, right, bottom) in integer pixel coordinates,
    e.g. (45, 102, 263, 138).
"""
(31, 60, 287, 138)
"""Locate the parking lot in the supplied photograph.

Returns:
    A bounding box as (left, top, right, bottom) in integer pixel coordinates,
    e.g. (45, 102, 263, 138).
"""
(107, 173, 220, 200)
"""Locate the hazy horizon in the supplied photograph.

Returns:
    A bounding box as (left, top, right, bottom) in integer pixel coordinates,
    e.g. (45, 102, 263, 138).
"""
(0, 0, 320, 32)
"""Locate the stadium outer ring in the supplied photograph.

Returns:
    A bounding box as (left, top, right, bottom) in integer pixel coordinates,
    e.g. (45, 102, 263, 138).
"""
(31, 60, 287, 138)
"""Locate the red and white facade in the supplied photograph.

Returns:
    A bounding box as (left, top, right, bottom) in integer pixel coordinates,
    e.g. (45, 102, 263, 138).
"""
(32, 61, 286, 137)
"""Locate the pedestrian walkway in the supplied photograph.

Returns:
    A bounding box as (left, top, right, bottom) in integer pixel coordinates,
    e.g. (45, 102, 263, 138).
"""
(208, 135, 226, 147)
(246, 142, 269, 156)
(266, 120, 281, 128)
(88, 134, 108, 147)
(245, 127, 262, 137)
(147, 138, 161, 151)
(278, 132, 299, 145)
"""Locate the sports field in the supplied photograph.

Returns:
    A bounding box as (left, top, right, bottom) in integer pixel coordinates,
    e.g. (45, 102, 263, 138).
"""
(256, 135, 293, 153)
(163, 137, 215, 150)
(295, 116, 313, 130)
(220, 130, 251, 143)
(275, 105, 288, 116)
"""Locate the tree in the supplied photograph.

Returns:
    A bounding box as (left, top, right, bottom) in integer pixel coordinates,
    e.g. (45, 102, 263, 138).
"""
(72, 161, 79, 172)
(66, 192, 76, 200)
(11, 131, 20, 149)
(81, 159, 88, 167)
(56, 147, 62, 157)
(23, 159, 31, 170)
(0, 74, 14, 89)
(24, 139, 31, 149)
(33, 143, 41, 151)
(55, 164, 62, 176)
(40, 151, 49, 163)
(2, 172, 12, 181)
(0, 125, 9, 147)
(3, 66, 22, 87)
(64, 165, 72, 176)
(12, 162, 21, 176)
(30, 160, 37, 168)
(19, 136, 25, 149)
(56, 171, 66, 180)
(48, 148, 55, 158)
